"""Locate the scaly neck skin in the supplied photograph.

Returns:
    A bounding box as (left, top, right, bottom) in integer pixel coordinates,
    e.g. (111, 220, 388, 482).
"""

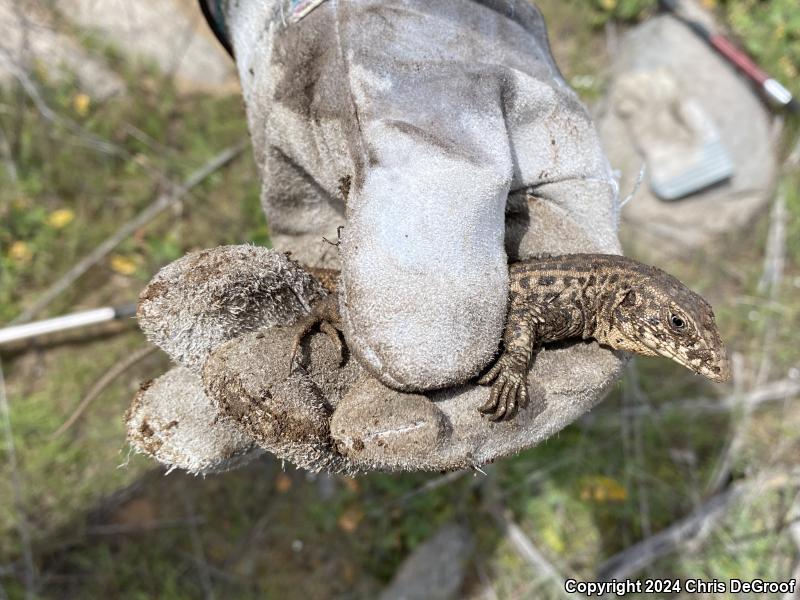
(508, 254, 641, 346)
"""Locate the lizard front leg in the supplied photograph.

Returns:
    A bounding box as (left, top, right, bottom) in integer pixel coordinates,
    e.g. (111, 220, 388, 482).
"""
(478, 307, 538, 421)
(289, 292, 344, 373)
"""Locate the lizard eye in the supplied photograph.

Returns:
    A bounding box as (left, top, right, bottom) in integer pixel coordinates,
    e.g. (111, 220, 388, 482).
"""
(670, 314, 686, 330)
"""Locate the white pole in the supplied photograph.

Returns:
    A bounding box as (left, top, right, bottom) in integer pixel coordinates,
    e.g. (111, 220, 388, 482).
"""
(0, 307, 132, 345)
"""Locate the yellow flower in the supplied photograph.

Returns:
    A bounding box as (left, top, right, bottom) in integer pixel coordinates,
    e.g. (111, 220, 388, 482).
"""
(46, 208, 75, 229)
(579, 476, 628, 503)
(779, 56, 797, 79)
(110, 254, 137, 275)
(8, 241, 32, 263)
(599, 0, 617, 11)
(72, 93, 91, 117)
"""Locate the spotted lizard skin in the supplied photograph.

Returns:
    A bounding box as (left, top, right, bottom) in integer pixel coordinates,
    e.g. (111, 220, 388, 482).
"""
(294, 255, 730, 421)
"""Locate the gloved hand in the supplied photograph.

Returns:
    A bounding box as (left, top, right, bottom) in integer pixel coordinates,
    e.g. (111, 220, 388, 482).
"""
(126, 0, 624, 474)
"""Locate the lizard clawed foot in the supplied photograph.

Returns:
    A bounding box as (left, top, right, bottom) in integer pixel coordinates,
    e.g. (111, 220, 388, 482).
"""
(289, 315, 345, 374)
(478, 352, 530, 421)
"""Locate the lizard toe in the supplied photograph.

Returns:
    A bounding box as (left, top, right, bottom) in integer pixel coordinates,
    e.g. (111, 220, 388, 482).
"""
(288, 314, 322, 374)
(320, 320, 345, 365)
(478, 377, 502, 414)
(478, 359, 503, 386)
(504, 382, 521, 420)
(489, 378, 512, 422)
(518, 381, 530, 409)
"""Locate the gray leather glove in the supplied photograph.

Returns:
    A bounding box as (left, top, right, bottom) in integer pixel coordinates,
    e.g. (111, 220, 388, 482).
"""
(126, 0, 623, 474)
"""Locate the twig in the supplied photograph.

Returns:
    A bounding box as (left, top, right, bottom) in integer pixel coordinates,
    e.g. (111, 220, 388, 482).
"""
(502, 516, 571, 597)
(601, 373, 800, 420)
(0, 124, 18, 183)
(181, 489, 216, 600)
(51, 345, 158, 439)
(785, 492, 800, 600)
(0, 359, 36, 598)
(757, 189, 787, 297)
(481, 471, 572, 598)
(755, 188, 787, 386)
(85, 517, 205, 536)
(599, 486, 739, 581)
(12, 141, 247, 324)
(0, 47, 119, 156)
(707, 180, 788, 494)
(598, 470, 800, 581)
(394, 470, 468, 505)
(724, 514, 800, 547)
(706, 353, 748, 494)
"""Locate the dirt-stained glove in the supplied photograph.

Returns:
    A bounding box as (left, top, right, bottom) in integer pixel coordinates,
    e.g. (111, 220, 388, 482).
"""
(126, 0, 623, 474)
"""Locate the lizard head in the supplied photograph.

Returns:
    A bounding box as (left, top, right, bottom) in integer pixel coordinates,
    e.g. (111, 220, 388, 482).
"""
(604, 269, 730, 383)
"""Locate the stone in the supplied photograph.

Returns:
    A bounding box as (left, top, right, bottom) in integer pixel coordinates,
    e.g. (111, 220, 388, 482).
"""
(380, 523, 474, 600)
(598, 15, 777, 257)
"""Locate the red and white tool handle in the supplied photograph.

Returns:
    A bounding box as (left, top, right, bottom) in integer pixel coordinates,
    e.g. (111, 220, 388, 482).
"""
(709, 34, 794, 107)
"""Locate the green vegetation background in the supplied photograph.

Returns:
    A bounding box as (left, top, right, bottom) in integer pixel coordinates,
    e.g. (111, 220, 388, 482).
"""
(1, 1, 799, 598)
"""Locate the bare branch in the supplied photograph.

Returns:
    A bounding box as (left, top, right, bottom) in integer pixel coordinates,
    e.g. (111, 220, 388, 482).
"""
(12, 141, 247, 324)
(180, 488, 216, 600)
(51, 345, 158, 439)
(480, 471, 572, 598)
(0, 359, 36, 598)
(0, 46, 119, 155)
(598, 470, 800, 581)
(502, 516, 570, 595)
(594, 372, 800, 421)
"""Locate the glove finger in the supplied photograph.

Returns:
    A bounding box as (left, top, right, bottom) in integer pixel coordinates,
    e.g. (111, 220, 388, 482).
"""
(126, 366, 262, 475)
(137, 246, 327, 373)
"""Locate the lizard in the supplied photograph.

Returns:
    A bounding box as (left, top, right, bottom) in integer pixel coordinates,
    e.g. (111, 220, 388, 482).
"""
(290, 254, 731, 422)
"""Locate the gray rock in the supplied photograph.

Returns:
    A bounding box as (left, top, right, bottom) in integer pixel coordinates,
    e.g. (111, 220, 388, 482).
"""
(55, 0, 238, 94)
(598, 15, 777, 257)
(380, 523, 474, 600)
(0, 0, 124, 99)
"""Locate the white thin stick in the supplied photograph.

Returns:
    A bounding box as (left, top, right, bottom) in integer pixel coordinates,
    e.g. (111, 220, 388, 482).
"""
(0, 307, 117, 345)
(758, 190, 787, 296)
(11, 142, 246, 325)
(483, 471, 572, 598)
(620, 162, 646, 208)
(0, 359, 36, 598)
